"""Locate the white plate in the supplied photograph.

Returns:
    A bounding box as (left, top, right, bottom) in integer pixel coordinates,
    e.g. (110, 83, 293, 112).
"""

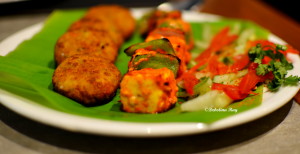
(0, 9, 299, 137)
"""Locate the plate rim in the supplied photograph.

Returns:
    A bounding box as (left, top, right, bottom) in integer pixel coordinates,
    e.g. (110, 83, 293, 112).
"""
(0, 10, 299, 137)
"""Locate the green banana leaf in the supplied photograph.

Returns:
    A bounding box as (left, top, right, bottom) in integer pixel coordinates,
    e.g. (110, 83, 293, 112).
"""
(0, 9, 269, 123)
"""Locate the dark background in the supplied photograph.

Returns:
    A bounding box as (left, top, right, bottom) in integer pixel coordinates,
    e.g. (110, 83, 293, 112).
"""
(262, 0, 299, 23)
(0, 0, 299, 23)
(0, 0, 165, 14)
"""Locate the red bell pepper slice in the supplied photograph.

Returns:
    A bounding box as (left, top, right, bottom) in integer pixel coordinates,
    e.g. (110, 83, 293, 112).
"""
(181, 72, 199, 95)
(229, 54, 250, 73)
(212, 83, 248, 100)
(285, 45, 299, 54)
(195, 27, 238, 62)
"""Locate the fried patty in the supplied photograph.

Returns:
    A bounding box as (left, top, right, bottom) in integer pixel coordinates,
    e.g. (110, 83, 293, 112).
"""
(84, 5, 135, 39)
(54, 29, 118, 65)
(52, 54, 122, 105)
(68, 18, 124, 47)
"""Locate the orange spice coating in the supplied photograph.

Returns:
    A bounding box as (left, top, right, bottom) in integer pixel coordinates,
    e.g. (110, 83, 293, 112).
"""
(139, 10, 182, 35)
(156, 17, 194, 50)
(52, 54, 121, 105)
(146, 27, 191, 75)
(120, 68, 178, 113)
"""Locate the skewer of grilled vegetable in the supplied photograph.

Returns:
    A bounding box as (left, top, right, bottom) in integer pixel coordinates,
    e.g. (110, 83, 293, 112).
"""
(120, 39, 180, 113)
(120, 10, 194, 113)
(139, 10, 193, 76)
(125, 38, 180, 76)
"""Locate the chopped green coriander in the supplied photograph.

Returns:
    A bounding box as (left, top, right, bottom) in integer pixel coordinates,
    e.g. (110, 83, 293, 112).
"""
(248, 43, 299, 92)
(284, 75, 300, 85)
(256, 63, 269, 75)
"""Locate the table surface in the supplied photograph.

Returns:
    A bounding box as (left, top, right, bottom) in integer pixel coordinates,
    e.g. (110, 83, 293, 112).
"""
(1, 1, 300, 154)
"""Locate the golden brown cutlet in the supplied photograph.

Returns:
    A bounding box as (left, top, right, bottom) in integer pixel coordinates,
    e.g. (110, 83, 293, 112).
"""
(68, 18, 124, 47)
(54, 29, 118, 65)
(84, 5, 135, 39)
(52, 54, 122, 106)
